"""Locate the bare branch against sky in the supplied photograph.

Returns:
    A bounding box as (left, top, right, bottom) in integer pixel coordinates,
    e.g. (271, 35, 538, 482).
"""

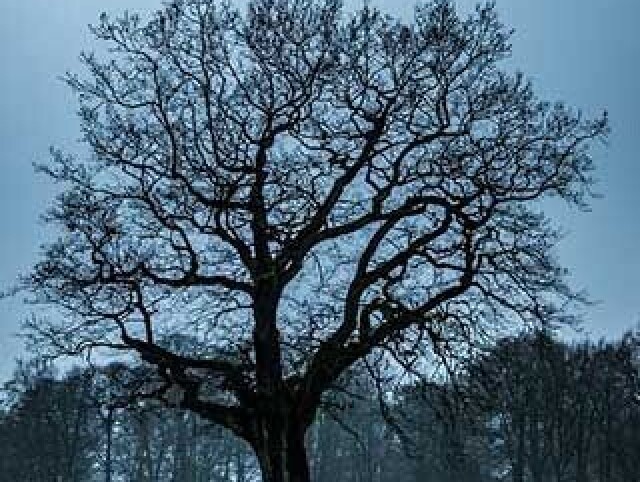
(1, 0, 637, 385)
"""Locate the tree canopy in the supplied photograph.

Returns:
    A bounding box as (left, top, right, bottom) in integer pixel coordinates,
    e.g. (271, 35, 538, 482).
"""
(22, 1, 607, 481)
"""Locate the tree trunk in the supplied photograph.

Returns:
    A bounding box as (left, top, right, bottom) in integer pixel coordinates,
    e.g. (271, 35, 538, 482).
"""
(105, 408, 114, 482)
(513, 412, 526, 482)
(236, 447, 246, 482)
(173, 413, 189, 482)
(135, 412, 154, 482)
(254, 418, 311, 482)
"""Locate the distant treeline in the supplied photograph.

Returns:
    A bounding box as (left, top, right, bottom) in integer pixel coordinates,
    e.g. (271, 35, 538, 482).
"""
(1, 330, 639, 482)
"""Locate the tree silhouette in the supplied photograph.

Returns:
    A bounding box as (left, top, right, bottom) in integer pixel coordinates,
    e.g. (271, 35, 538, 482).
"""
(23, 1, 607, 480)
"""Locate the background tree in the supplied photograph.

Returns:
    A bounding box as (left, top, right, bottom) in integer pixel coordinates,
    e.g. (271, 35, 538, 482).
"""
(22, 0, 607, 480)
(0, 331, 638, 480)
(392, 380, 491, 482)
(0, 362, 97, 481)
(467, 330, 640, 482)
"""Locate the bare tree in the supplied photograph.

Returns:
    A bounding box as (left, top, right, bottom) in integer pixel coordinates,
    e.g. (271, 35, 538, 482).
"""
(0, 363, 97, 482)
(22, 0, 607, 480)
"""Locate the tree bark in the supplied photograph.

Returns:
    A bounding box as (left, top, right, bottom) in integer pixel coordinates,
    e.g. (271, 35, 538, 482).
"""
(254, 417, 311, 482)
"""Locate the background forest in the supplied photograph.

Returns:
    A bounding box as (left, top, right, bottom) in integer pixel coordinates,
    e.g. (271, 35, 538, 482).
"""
(2, 328, 639, 482)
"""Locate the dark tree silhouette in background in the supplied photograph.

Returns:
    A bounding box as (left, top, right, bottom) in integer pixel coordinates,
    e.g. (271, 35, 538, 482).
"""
(2, 332, 638, 481)
(0, 361, 97, 482)
(22, 0, 607, 480)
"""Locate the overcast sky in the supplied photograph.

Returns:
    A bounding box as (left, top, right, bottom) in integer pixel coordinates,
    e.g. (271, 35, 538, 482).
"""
(1, 0, 638, 379)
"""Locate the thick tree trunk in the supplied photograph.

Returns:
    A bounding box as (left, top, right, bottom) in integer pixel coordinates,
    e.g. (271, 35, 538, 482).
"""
(254, 418, 311, 482)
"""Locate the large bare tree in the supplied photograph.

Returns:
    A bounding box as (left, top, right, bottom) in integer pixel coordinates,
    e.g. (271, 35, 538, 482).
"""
(22, 0, 607, 480)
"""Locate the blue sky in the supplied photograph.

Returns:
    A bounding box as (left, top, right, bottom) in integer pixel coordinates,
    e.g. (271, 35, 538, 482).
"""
(1, 0, 638, 378)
